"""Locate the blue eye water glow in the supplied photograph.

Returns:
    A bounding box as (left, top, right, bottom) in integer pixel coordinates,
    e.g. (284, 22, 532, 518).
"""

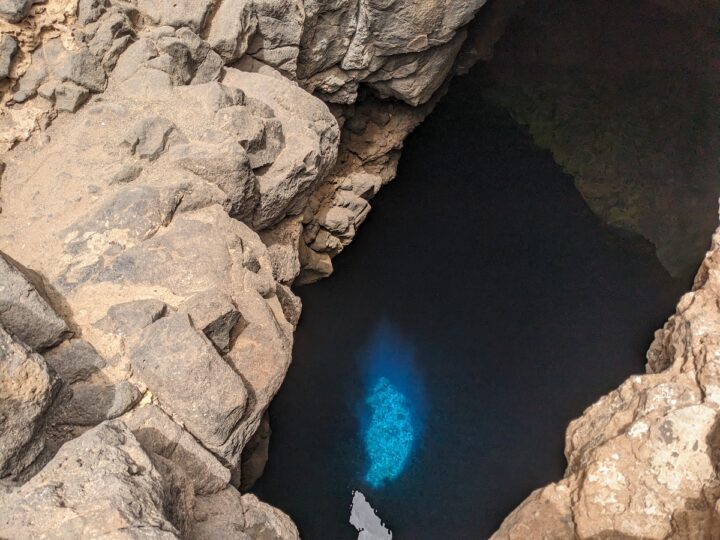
(358, 323, 424, 489)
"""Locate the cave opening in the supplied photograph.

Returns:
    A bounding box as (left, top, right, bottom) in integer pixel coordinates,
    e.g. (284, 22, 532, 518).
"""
(252, 0, 719, 537)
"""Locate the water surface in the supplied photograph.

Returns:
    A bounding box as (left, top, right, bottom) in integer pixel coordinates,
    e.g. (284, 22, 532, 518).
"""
(253, 68, 685, 537)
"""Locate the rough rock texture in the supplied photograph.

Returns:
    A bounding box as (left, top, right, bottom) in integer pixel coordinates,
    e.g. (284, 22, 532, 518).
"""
(0, 420, 190, 538)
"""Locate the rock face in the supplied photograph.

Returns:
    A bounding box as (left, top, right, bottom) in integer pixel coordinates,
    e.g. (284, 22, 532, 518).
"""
(2, 0, 719, 538)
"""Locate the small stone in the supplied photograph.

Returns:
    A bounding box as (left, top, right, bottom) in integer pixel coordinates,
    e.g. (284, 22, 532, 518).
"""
(54, 48, 107, 92)
(124, 116, 176, 160)
(107, 163, 143, 185)
(77, 0, 106, 25)
(55, 381, 142, 426)
(54, 81, 90, 112)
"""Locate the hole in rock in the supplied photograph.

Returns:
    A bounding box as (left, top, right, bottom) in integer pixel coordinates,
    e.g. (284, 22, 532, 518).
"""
(253, 0, 720, 536)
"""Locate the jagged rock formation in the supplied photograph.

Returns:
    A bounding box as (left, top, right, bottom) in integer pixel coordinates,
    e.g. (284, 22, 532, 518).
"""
(2, 0, 720, 538)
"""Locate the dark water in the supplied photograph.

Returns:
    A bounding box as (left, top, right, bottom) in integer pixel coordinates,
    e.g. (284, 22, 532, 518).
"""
(253, 67, 685, 538)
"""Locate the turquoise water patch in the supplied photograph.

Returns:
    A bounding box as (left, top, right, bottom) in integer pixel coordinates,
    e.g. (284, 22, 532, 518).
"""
(359, 324, 424, 489)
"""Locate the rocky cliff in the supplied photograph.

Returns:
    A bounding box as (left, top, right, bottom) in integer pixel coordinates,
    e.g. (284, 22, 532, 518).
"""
(1, 0, 719, 538)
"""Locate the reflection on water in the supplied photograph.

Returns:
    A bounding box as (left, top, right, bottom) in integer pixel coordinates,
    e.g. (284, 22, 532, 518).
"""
(359, 325, 422, 488)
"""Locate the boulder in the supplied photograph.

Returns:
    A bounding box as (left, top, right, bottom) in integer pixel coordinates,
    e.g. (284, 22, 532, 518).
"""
(129, 313, 248, 448)
(124, 404, 231, 495)
(0, 251, 70, 351)
(170, 141, 258, 220)
(0, 421, 186, 538)
(0, 327, 60, 479)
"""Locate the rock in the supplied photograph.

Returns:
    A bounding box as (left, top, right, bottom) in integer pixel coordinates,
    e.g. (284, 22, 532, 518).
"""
(0, 421, 186, 538)
(129, 313, 248, 448)
(206, 0, 256, 62)
(178, 290, 240, 354)
(0, 327, 60, 479)
(0, 251, 70, 351)
(105, 162, 144, 184)
(0, 34, 17, 79)
(275, 283, 301, 326)
(491, 483, 574, 540)
(124, 116, 177, 160)
(191, 487, 299, 540)
(12, 48, 47, 102)
(55, 381, 142, 426)
(169, 141, 258, 220)
(77, 0, 106, 25)
(43, 338, 106, 384)
(54, 48, 107, 93)
(135, 0, 214, 31)
(215, 105, 284, 169)
(124, 404, 231, 495)
(240, 493, 299, 540)
(54, 81, 90, 112)
(94, 298, 167, 336)
(0, 0, 38, 22)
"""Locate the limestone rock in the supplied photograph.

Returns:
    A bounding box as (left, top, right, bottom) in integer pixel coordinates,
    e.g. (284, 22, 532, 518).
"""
(0, 326, 60, 479)
(124, 404, 231, 495)
(129, 313, 248, 449)
(0, 420, 186, 538)
(0, 251, 70, 351)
